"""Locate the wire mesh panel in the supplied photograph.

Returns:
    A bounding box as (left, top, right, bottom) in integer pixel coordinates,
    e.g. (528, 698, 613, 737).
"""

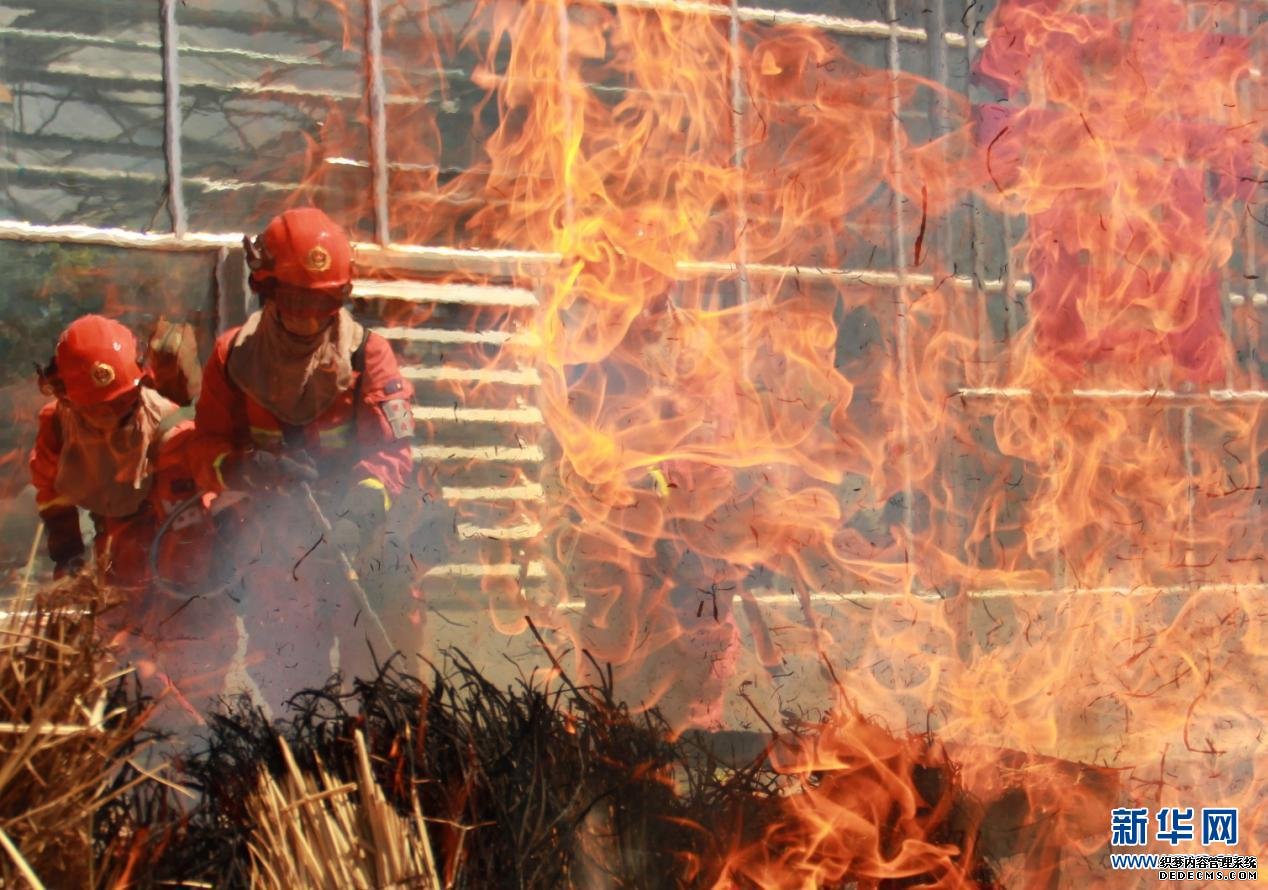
(176, 0, 373, 238)
(379, 0, 505, 246)
(0, 1, 170, 228)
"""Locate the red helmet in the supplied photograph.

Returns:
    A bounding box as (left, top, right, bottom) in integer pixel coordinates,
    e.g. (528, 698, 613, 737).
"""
(55, 315, 142, 405)
(245, 207, 353, 291)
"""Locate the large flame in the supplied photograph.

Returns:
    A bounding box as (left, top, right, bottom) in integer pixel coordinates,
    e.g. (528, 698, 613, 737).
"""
(322, 0, 1266, 882)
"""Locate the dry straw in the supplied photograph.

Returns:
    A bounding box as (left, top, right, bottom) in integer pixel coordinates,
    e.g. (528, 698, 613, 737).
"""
(0, 574, 154, 888)
(246, 729, 441, 890)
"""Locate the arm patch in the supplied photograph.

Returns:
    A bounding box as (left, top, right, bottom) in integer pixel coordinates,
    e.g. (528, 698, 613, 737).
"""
(380, 398, 414, 440)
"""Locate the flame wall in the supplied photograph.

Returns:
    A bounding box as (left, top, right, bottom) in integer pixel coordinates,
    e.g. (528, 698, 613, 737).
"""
(365, 1, 1267, 882)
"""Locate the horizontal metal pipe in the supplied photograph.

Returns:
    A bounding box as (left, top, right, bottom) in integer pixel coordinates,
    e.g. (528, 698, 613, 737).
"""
(424, 561, 546, 579)
(378, 327, 525, 347)
(413, 405, 544, 425)
(355, 280, 538, 307)
(1228, 292, 1268, 307)
(457, 521, 542, 541)
(401, 365, 541, 386)
(5, 222, 1259, 310)
(411, 444, 544, 463)
(440, 483, 544, 502)
(442, 581, 1268, 611)
(958, 386, 1268, 404)
(0, 220, 556, 274)
(0, 23, 330, 66)
(602, 0, 987, 48)
(678, 259, 1034, 296)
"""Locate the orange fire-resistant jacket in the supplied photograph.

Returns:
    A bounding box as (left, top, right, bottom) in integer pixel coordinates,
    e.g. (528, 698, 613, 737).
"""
(30, 402, 209, 587)
(190, 323, 415, 503)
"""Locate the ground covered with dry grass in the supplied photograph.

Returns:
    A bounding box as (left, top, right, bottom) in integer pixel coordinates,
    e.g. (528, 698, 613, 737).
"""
(1, 581, 998, 889)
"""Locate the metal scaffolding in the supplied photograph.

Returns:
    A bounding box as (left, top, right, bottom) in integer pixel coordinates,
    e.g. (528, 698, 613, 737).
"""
(0, 0, 1264, 603)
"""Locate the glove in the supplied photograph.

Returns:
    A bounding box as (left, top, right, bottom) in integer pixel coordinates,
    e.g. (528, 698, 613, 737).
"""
(219, 449, 318, 492)
(331, 480, 389, 554)
(41, 506, 85, 577)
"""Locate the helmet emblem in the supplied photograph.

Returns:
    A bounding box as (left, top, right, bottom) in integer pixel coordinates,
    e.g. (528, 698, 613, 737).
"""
(90, 361, 116, 388)
(304, 246, 332, 272)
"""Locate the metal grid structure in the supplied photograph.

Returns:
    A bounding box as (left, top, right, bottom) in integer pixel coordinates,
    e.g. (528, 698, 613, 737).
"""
(1, 0, 1264, 614)
(0, 0, 555, 590)
(584, 0, 1266, 609)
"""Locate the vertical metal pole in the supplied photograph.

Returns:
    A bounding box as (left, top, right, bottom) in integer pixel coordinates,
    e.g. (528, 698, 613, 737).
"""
(213, 245, 227, 334)
(160, 0, 187, 239)
(729, 0, 751, 362)
(1238, 0, 1258, 391)
(921, 0, 958, 586)
(926, 0, 950, 259)
(366, 0, 391, 246)
(555, 0, 575, 603)
(214, 245, 253, 333)
(886, 0, 916, 578)
(1235, 0, 1262, 561)
(961, 0, 989, 378)
(1001, 215, 1020, 362)
(557, 0, 576, 233)
(1181, 403, 1197, 585)
(989, 4, 1021, 371)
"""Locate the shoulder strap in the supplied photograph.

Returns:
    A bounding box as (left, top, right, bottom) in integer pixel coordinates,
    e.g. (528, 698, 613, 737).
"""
(349, 327, 372, 435)
(352, 326, 370, 373)
(351, 326, 371, 396)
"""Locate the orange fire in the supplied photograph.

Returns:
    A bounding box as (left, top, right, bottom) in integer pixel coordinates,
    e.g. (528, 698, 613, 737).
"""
(714, 714, 991, 888)
(323, 0, 1265, 883)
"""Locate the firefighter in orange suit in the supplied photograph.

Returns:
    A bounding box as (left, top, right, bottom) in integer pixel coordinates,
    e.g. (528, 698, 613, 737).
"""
(29, 314, 229, 720)
(189, 207, 415, 713)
